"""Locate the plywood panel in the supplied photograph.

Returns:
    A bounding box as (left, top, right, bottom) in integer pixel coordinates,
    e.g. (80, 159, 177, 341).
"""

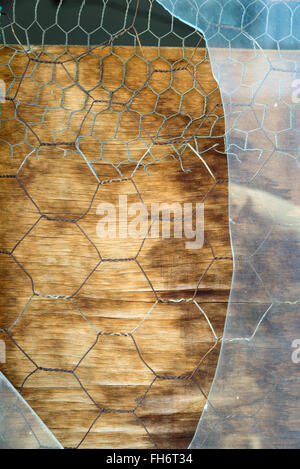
(0, 45, 232, 449)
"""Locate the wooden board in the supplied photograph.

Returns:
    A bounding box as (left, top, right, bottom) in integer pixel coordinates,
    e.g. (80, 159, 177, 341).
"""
(0, 45, 232, 449)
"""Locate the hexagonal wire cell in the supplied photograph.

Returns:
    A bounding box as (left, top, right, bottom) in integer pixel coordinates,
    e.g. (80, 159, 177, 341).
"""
(1, 0, 282, 450)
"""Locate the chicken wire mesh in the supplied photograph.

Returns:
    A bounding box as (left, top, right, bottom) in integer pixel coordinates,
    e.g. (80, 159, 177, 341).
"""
(0, 0, 231, 449)
(0, 0, 299, 450)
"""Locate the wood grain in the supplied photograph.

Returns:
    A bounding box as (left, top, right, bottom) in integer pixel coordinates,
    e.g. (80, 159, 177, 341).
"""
(0, 45, 232, 449)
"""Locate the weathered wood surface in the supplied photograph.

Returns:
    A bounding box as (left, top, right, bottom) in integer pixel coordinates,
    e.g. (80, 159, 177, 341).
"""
(0, 45, 232, 449)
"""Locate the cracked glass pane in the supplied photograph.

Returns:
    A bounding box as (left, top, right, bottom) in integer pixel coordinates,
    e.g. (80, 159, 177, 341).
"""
(0, 371, 62, 449)
(157, 0, 300, 449)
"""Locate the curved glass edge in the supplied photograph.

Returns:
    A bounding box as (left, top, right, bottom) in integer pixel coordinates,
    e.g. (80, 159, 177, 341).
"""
(157, 0, 300, 449)
(0, 372, 63, 449)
